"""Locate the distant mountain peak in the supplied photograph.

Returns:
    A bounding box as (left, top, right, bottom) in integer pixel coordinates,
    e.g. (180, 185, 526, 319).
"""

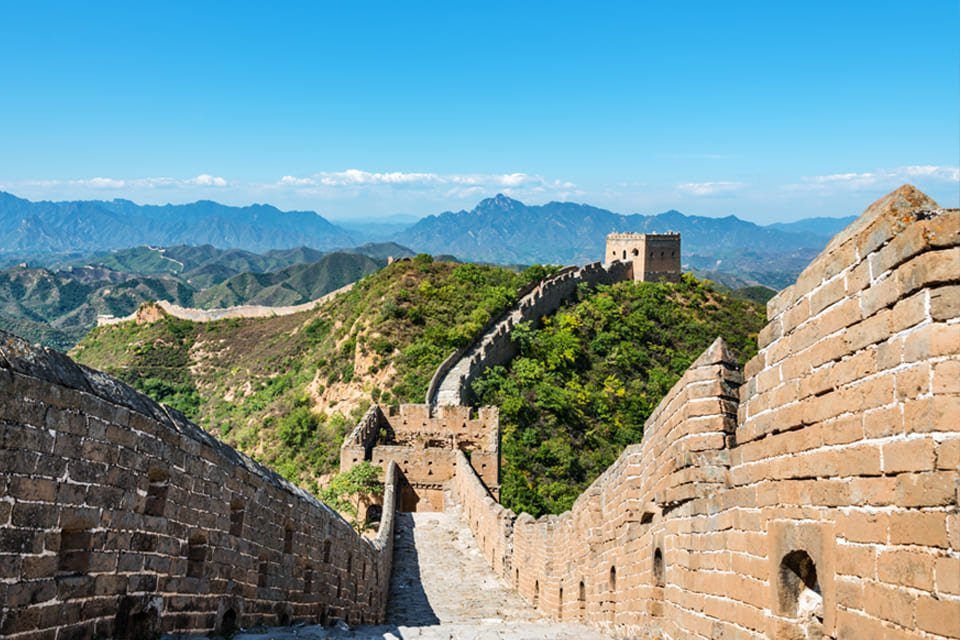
(475, 193, 525, 212)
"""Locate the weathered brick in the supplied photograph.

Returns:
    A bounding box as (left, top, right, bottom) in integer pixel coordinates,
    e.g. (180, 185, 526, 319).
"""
(930, 284, 960, 321)
(898, 247, 960, 296)
(935, 556, 960, 595)
(876, 548, 935, 590)
(837, 511, 888, 545)
(882, 437, 937, 474)
(862, 580, 915, 628)
(895, 472, 957, 507)
(916, 593, 960, 637)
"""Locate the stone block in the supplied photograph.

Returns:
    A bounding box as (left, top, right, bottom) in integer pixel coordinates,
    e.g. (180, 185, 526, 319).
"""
(862, 580, 915, 628)
(882, 437, 936, 474)
(898, 247, 960, 295)
(935, 556, 960, 596)
(895, 471, 956, 507)
(930, 284, 960, 321)
(916, 593, 960, 637)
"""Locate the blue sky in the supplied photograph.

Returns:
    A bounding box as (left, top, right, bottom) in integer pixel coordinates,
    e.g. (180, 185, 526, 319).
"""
(1, 1, 957, 222)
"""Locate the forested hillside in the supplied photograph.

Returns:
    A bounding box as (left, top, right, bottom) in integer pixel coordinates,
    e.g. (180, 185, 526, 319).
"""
(0, 245, 409, 349)
(473, 275, 765, 517)
(73, 257, 551, 491)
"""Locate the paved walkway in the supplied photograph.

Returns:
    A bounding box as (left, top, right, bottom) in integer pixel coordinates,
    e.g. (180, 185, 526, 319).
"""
(231, 500, 610, 639)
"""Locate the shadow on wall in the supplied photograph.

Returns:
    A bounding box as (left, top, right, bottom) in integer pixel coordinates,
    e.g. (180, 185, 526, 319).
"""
(385, 513, 440, 627)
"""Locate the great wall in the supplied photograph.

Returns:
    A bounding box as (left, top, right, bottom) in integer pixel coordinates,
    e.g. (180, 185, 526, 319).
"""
(96, 284, 356, 326)
(1, 186, 957, 639)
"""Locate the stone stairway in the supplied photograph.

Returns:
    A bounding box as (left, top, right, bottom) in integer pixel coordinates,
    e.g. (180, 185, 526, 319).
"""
(233, 500, 611, 639)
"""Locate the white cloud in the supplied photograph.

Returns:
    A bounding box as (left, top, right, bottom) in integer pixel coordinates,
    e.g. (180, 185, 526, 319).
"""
(187, 174, 228, 187)
(75, 177, 127, 189)
(275, 169, 575, 189)
(676, 181, 746, 196)
(792, 165, 960, 191)
(23, 174, 229, 190)
(270, 169, 576, 198)
(279, 175, 314, 186)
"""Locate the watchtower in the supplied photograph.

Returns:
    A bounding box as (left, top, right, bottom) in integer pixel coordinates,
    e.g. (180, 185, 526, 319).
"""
(605, 232, 681, 282)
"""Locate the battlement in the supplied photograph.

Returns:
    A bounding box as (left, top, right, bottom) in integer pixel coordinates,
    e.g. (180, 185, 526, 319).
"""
(605, 232, 681, 282)
(341, 404, 500, 512)
(606, 231, 680, 240)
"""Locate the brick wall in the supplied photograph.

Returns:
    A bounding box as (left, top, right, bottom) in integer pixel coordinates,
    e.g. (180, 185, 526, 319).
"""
(452, 185, 960, 639)
(429, 261, 633, 406)
(97, 284, 355, 326)
(342, 404, 500, 512)
(0, 332, 398, 639)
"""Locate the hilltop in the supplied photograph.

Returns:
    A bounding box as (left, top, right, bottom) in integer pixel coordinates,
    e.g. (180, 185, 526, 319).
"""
(473, 274, 765, 516)
(72, 257, 552, 490)
(73, 259, 765, 499)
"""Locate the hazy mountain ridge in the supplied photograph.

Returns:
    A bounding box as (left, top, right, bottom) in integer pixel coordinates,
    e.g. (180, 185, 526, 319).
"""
(0, 191, 357, 254)
(1, 190, 856, 290)
(395, 194, 849, 287)
(0, 243, 414, 350)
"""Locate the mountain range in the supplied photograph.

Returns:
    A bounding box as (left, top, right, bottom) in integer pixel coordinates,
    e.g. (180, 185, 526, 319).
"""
(0, 190, 856, 289)
(0, 191, 356, 256)
(0, 243, 414, 350)
(394, 194, 856, 288)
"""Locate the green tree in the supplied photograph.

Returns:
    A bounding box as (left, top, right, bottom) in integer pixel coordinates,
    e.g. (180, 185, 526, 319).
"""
(320, 462, 384, 532)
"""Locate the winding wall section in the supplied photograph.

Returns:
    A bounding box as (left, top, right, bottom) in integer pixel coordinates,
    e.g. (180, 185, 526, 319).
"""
(97, 283, 355, 326)
(428, 261, 632, 406)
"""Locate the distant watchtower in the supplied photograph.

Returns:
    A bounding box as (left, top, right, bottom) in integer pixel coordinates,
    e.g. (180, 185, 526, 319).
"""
(605, 232, 681, 282)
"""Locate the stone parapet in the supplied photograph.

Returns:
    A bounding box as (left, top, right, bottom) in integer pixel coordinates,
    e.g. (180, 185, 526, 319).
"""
(0, 330, 396, 638)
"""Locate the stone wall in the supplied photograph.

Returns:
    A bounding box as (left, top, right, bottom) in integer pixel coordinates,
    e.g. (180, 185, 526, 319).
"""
(97, 283, 355, 326)
(429, 261, 633, 406)
(451, 186, 960, 639)
(0, 331, 397, 639)
(342, 404, 500, 512)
